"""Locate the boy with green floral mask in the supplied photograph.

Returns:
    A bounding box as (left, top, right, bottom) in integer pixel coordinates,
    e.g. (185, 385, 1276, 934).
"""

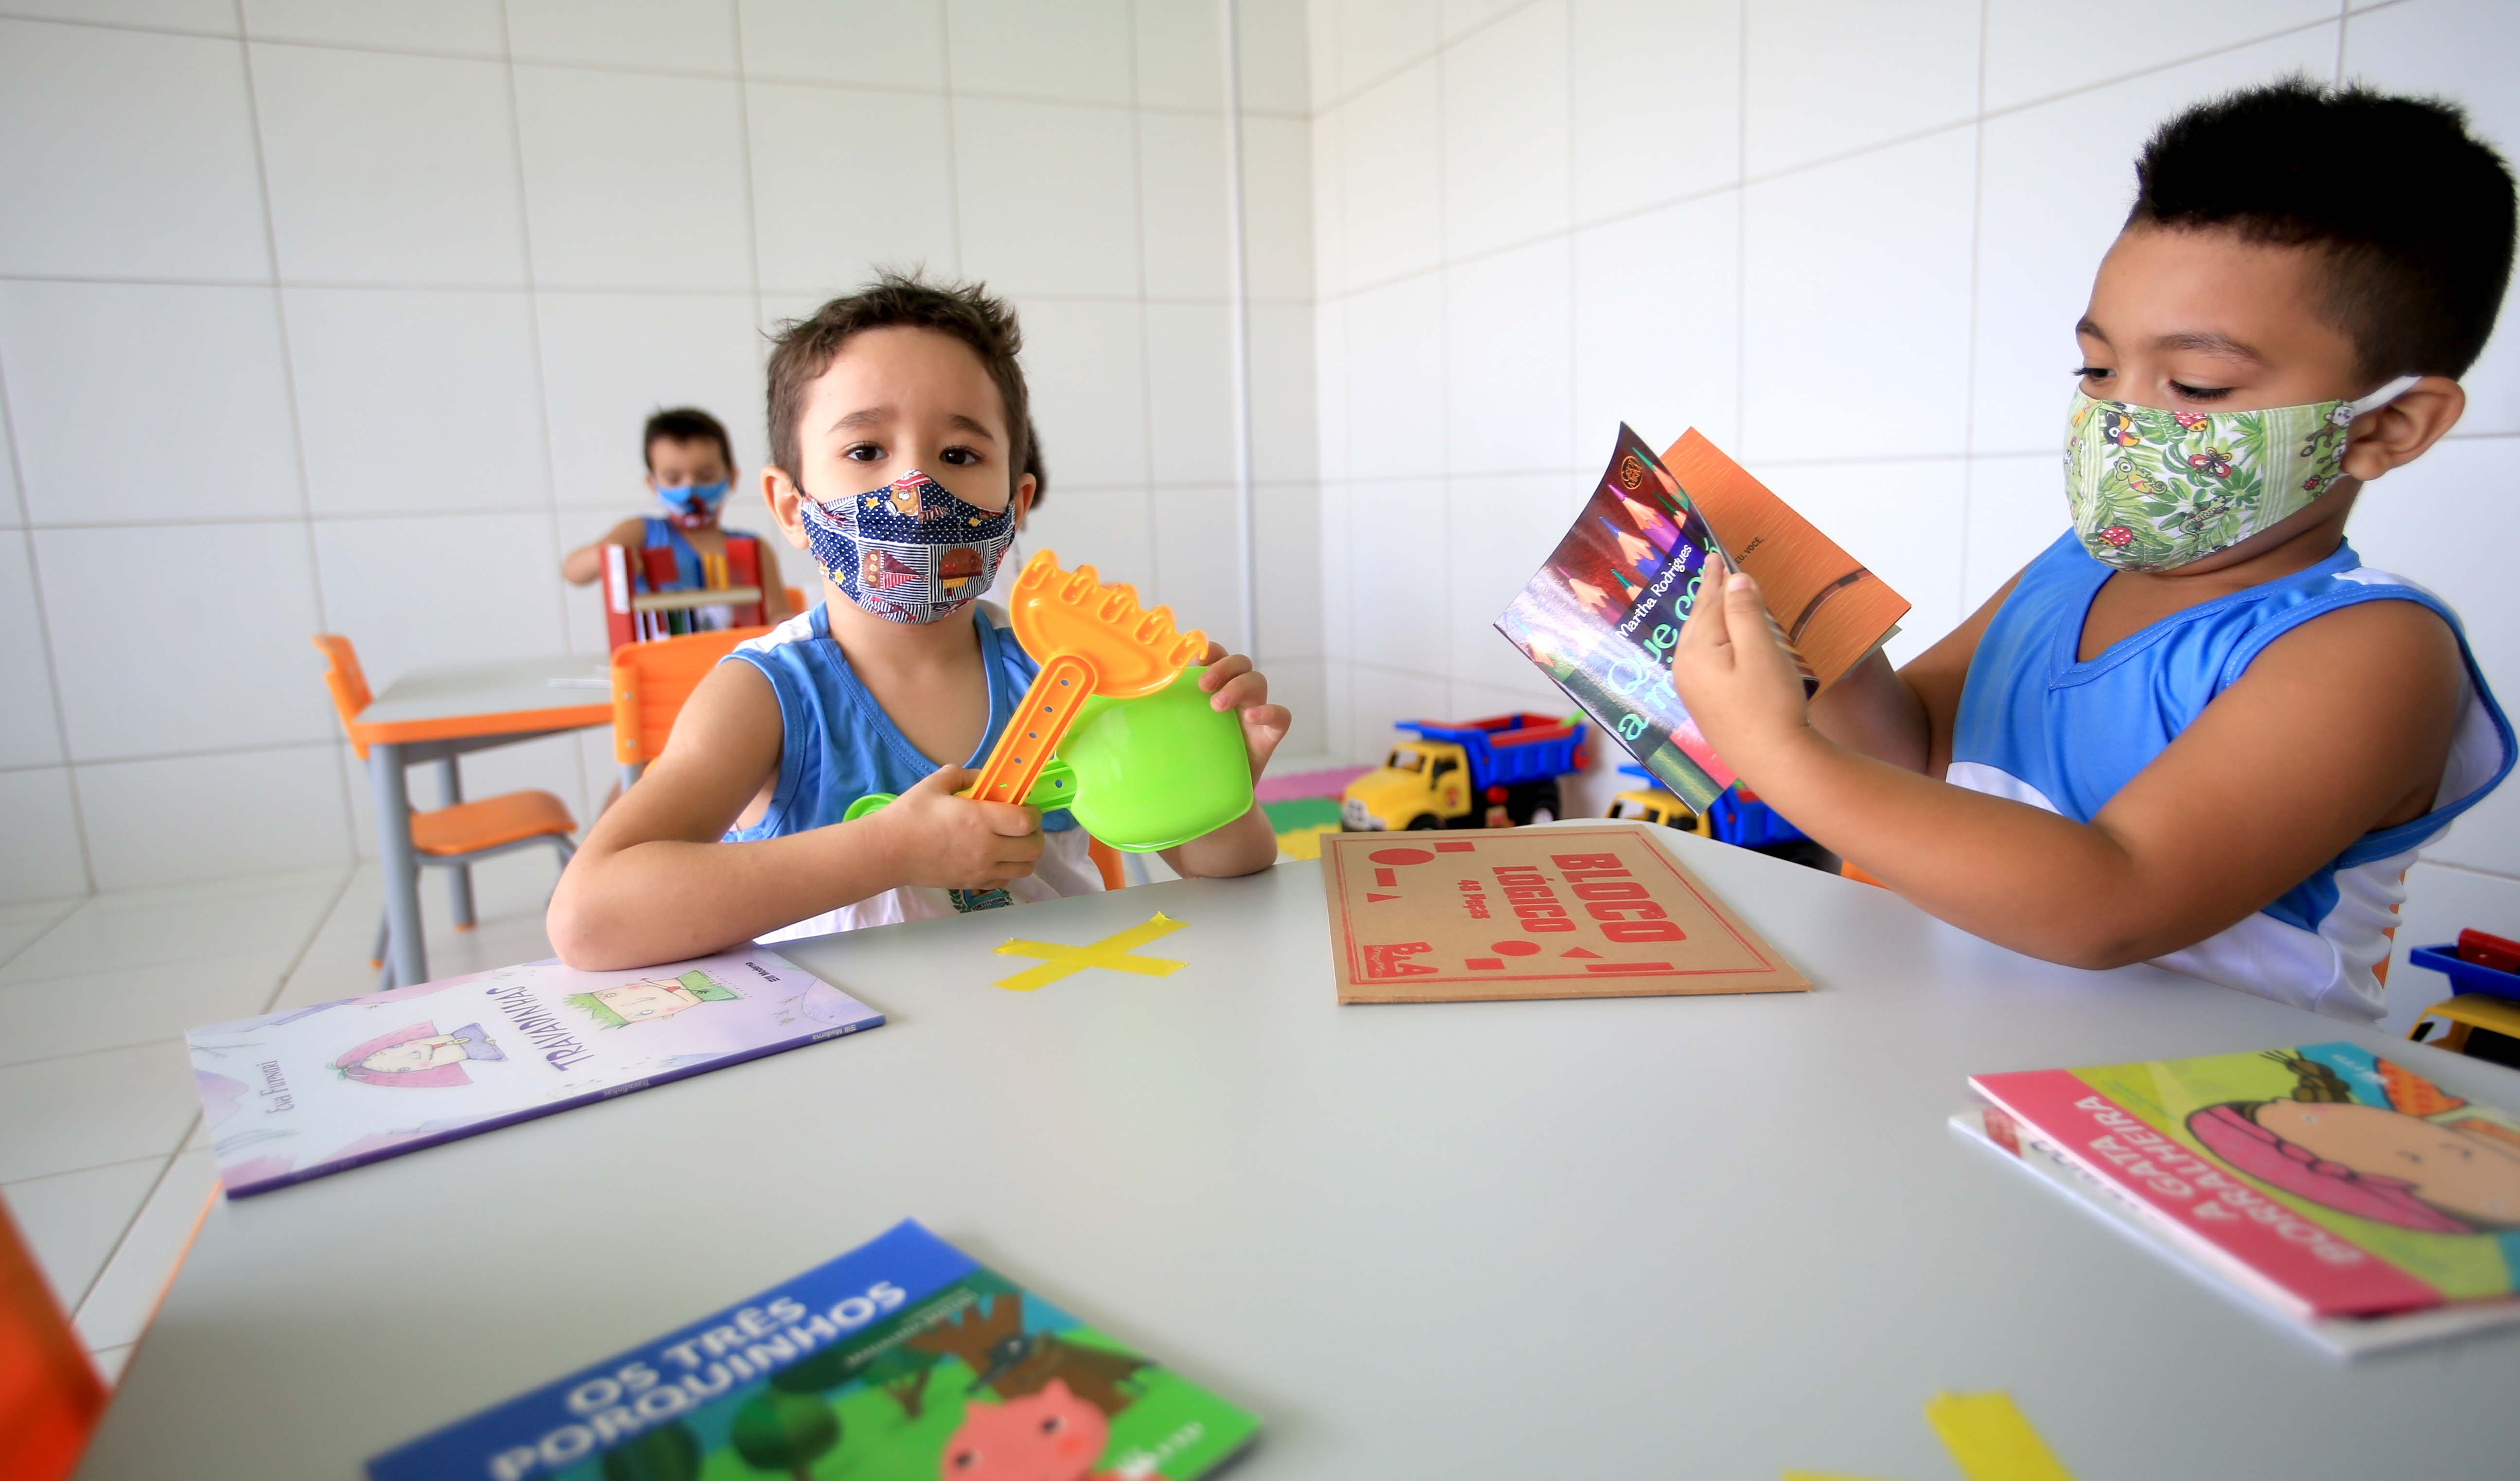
(1672, 78, 2515, 1023)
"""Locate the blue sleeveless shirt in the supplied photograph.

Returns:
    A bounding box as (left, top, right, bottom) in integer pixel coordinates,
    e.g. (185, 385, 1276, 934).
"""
(721, 603, 1100, 940)
(1950, 531, 2514, 1022)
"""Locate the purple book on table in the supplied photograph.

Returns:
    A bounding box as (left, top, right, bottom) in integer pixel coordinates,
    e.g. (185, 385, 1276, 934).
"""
(184, 950, 882, 1197)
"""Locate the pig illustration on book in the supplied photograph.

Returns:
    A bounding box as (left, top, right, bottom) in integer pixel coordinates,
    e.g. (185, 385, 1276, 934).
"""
(564, 969, 738, 1029)
(333, 1021, 505, 1088)
(910, 1293, 1150, 1417)
(940, 1379, 1159, 1481)
(2186, 1048, 2520, 1234)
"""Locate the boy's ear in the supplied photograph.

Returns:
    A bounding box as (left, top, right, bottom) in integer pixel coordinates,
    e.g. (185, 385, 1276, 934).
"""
(2341, 375, 2466, 483)
(762, 465, 813, 551)
(1012, 471, 1036, 530)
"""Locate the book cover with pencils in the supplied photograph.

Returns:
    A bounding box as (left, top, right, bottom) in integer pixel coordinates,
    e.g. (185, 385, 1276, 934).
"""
(1961, 1041, 2520, 1354)
(1494, 425, 1908, 811)
(367, 1219, 1261, 1481)
(185, 950, 881, 1197)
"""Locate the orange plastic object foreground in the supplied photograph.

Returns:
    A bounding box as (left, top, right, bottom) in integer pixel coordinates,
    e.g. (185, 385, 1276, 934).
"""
(0, 1197, 106, 1481)
(965, 550, 1209, 810)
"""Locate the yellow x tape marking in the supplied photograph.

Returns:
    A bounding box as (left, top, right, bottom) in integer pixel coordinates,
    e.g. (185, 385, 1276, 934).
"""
(1783, 1392, 2074, 1481)
(991, 912, 1188, 992)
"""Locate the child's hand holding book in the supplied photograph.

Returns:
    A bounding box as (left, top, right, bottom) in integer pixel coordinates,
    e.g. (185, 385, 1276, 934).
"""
(1670, 551, 1822, 774)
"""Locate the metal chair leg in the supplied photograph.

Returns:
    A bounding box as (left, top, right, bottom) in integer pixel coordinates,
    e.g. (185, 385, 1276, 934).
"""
(370, 911, 388, 970)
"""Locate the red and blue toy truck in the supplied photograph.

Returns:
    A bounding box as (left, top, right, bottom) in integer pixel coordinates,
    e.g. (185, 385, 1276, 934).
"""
(1341, 713, 1590, 831)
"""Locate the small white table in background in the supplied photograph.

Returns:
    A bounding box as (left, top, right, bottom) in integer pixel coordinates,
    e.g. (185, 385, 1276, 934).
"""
(75, 826, 2520, 1478)
(351, 655, 611, 988)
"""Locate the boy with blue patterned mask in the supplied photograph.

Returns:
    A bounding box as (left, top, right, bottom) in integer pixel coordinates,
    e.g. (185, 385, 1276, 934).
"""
(1671, 79, 2515, 1023)
(549, 273, 1291, 963)
(561, 406, 796, 626)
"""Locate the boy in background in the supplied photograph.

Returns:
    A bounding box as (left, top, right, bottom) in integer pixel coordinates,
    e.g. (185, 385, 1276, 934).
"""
(1673, 79, 2516, 1023)
(549, 274, 1287, 966)
(562, 406, 794, 628)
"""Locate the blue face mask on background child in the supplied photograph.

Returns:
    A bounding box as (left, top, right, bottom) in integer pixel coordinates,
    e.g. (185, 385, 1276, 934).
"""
(797, 470, 1016, 624)
(656, 479, 729, 530)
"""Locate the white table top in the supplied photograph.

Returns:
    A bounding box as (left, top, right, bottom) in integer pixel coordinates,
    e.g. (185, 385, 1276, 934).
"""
(354, 654, 612, 732)
(76, 827, 2519, 1478)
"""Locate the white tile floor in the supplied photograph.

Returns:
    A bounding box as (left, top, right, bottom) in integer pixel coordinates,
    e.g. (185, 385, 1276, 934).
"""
(0, 848, 574, 1388)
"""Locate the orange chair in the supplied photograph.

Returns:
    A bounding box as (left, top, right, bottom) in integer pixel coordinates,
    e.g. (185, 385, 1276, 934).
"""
(785, 584, 808, 613)
(0, 1196, 106, 1481)
(612, 627, 770, 789)
(610, 628, 1126, 890)
(314, 636, 579, 987)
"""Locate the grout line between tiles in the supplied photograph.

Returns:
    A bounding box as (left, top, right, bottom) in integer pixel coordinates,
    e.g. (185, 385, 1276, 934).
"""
(1957, 0, 1990, 614)
(70, 1147, 185, 1331)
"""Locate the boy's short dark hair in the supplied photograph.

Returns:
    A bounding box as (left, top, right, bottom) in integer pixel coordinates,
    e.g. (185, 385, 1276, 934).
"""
(642, 407, 734, 473)
(765, 270, 1039, 507)
(2128, 77, 2517, 381)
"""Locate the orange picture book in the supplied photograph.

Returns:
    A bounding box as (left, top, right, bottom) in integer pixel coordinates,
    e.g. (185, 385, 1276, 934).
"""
(1660, 429, 1911, 689)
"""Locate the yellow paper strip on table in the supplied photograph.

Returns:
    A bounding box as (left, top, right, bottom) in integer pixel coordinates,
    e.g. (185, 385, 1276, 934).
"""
(992, 912, 1189, 992)
(1923, 1392, 2075, 1481)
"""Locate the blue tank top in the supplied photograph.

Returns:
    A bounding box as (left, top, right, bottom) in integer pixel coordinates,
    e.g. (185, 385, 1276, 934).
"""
(1949, 531, 2513, 1022)
(719, 603, 1101, 939)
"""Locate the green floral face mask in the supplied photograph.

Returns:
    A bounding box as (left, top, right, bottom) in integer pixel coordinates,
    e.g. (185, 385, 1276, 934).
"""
(2062, 374, 2417, 571)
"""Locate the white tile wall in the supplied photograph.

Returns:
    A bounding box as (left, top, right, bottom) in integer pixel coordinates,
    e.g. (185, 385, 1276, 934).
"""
(0, 5, 1311, 900)
(535, 292, 768, 508)
(954, 98, 1144, 297)
(249, 44, 527, 288)
(1439, 0, 1568, 262)
(0, 282, 303, 525)
(0, 21, 269, 282)
(1141, 112, 1234, 300)
(1444, 237, 1571, 475)
(1740, 127, 1976, 462)
(284, 288, 549, 517)
(0, 532, 63, 769)
(505, 0, 738, 74)
(735, 0, 946, 89)
(242, 0, 506, 54)
(512, 67, 752, 292)
(747, 86, 957, 294)
(1569, 0, 1739, 223)
(1743, 0, 1977, 176)
(34, 524, 333, 759)
(1311, 0, 2520, 951)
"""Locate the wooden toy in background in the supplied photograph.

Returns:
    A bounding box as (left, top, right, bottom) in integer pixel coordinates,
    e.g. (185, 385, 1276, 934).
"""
(2406, 927, 2520, 1066)
(600, 538, 767, 649)
(1339, 714, 1589, 833)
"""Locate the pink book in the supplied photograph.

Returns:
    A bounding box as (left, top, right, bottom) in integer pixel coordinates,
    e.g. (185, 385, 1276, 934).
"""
(1960, 1041, 2520, 1354)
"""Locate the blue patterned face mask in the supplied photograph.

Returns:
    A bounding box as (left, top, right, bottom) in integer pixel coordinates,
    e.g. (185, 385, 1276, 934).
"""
(656, 479, 728, 530)
(796, 470, 1016, 624)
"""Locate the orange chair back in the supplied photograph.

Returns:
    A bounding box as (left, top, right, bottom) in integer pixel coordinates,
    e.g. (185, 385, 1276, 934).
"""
(613, 627, 768, 767)
(311, 634, 375, 760)
(0, 1196, 106, 1481)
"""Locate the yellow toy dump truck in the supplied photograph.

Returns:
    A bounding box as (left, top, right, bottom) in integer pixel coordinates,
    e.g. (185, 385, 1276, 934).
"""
(1340, 713, 1590, 832)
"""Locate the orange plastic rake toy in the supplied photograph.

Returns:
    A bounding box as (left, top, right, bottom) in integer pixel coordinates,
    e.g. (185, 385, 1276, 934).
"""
(967, 550, 1208, 809)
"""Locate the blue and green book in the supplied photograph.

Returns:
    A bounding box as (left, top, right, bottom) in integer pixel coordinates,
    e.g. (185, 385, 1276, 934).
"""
(368, 1220, 1260, 1481)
